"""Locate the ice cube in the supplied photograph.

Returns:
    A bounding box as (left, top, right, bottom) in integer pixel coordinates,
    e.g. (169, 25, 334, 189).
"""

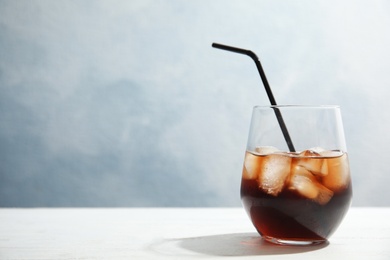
(321, 153, 351, 192)
(315, 185, 334, 205)
(289, 166, 319, 199)
(296, 150, 326, 176)
(299, 149, 321, 157)
(289, 165, 334, 205)
(258, 153, 291, 196)
(254, 146, 279, 155)
(243, 151, 263, 180)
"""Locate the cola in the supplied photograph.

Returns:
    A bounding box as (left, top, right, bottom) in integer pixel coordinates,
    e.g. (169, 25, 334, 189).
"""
(240, 147, 352, 244)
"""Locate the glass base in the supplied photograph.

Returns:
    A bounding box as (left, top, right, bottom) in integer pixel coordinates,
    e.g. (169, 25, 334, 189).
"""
(263, 236, 327, 246)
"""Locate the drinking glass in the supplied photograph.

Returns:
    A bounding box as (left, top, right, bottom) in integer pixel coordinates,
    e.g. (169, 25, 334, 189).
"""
(240, 105, 352, 245)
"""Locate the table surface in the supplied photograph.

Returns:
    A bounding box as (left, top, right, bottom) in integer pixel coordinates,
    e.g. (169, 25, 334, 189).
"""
(0, 207, 389, 260)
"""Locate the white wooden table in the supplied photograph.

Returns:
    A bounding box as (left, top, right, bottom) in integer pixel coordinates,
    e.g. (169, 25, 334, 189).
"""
(0, 207, 389, 259)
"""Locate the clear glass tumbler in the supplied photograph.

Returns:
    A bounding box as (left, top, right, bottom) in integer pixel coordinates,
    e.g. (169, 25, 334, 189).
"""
(240, 105, 352, 245)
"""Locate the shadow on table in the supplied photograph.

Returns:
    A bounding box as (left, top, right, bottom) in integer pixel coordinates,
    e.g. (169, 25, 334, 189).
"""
(150, 233, 329, 257)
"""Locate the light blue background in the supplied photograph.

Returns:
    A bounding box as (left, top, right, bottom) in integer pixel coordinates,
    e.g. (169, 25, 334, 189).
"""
(1, 0, 389, 207)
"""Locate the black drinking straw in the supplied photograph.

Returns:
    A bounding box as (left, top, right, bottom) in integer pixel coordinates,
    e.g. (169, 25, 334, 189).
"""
(212, 42, 296, 152)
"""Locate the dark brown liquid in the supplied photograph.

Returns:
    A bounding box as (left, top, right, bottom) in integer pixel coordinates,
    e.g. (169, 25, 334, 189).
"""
(241, 178, 352, 241)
